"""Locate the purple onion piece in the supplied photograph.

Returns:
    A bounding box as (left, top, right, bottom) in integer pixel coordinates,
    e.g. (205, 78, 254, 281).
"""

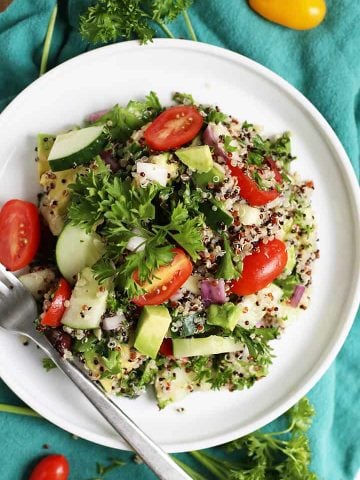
(200, 279, 227, 306)
(102, 311, 125, 331)
(100, 150, 119, 172)
(289, 285, 305, 307)
(202, 124, 228, 161)
(45, 328, 72, 356)
(86, 109, 109, 123)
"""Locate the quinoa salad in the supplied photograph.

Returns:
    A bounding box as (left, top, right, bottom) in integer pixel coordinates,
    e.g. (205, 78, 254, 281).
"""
(2, 92, 319, 409)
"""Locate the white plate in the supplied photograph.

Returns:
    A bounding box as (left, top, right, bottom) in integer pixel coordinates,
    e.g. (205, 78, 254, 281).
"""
(0, 40, 359, 453)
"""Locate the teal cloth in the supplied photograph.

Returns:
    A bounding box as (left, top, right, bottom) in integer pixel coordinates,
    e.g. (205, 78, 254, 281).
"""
(0, 1, 359, 479)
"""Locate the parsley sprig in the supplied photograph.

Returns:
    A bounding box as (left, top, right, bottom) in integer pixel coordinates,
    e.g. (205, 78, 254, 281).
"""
(79, 0, 196, 44)
(68, 155, 204, 298)
(186, 397, 317, 480)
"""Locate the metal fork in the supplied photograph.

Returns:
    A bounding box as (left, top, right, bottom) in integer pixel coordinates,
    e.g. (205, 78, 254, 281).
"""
(0, 264, 191, 480)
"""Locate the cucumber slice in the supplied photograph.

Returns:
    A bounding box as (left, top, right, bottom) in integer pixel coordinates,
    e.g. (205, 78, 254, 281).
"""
(56, 224, 105, 284)
(173, 335, 244, 357)
(48, 126, 107, 171)
(61, 267, 108, 329)
(19, 269, 55, 300)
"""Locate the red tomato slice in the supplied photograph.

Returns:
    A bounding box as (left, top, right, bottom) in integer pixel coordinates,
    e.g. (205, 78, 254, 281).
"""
(0, 199, 40, 271)
(29, 454, 70, 480)
(41, 279, 72, 327)
(227, 159, 282, 206)
(144, 106, 203, 151)
(132, 248, 193, 306)
(159, 338, 173, 357)
(231, 239, 288, 296)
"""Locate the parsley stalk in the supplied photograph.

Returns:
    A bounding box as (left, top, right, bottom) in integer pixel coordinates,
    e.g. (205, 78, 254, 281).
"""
(39, 3, 58, 76)
(0, 403, 40, 418)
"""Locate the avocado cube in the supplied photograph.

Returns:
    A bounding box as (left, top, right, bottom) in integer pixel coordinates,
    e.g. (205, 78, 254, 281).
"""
(192, 163, 225, 187)
(207, 303, 242, 331)
(175, 145, 213, 172)
(37, 134, 55, 177)
(199, 199, 233, 231)
(134, 306, 172, 359)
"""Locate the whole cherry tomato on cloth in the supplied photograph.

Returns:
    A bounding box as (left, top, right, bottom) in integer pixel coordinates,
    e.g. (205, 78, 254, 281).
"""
(29, 454, 69, 480)
(231, 239, 288, 296)
(249, 0, 327, 30)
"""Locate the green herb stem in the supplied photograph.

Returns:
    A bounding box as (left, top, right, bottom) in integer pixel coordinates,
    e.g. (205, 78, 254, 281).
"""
(39, 3, 58, 76)
(190, 451, 225, 479)
(172, 456, 207, 480)
(182, 10, 197, 41)
(0, 403, 40, 418)
(155, 20, 175, 39)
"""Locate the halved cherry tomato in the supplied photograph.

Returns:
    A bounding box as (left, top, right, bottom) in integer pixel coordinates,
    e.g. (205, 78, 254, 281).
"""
(231, 239, 288, 296)
(41, 279, 72, 327)
(144, 106, 203, 151)
(29, 454, 69, 480)
(227, 159, 282, 206)
(159, 338, 173, 357)
(0, 199, 40, 271)
(132, 248, 193, 306)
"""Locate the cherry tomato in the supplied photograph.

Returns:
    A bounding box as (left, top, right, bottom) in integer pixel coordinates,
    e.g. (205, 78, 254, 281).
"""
(159, 338, 173, 357)
(249, 0, 326, 30)
(29, 454, 69, 480)
(132, 248, 193, 306)
(41, 279, 72, 327)
(0, 199, 40, 271)
(227, 159, 282, 207)
(231, 239, 288, 296)
(144, 106, 203, 151)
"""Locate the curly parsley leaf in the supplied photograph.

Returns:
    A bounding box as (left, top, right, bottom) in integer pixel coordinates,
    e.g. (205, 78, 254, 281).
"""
(91, 91, 162, 141)
(233, 326, 279, 362)
(79, 0, 154, 44)
(165, 202, 204, 261)
(274, 273, 301, 300)
(172, 91, 195, 105)
(215, 236, 242, 280)
(79, 0, 195, 45)
(42, 358, 57, 372)
(189, 397, 317, 480)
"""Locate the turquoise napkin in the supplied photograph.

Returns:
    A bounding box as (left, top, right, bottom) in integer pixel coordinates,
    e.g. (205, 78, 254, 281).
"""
(0, 1, 359, 479)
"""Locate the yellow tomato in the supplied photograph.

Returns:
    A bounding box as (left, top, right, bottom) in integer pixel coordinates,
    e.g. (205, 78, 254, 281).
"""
(249, 0, 327, 30)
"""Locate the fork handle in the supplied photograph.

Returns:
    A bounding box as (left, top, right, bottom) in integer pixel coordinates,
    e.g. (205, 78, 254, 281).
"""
(30, 335, 191, 480)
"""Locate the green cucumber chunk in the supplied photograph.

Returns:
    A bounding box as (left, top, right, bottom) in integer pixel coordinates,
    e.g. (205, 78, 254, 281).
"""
(200, 199, 233, 231)
(61, 267, 108, 329)
(175, 145, 213, 172)
(134, 306, 172, 359)
(48, 126, 107, 171)
(284, 244, 296, 275)
(173, 335, 244, 357)
(192, 163, 225, 187)
(206, 303, 242, 331)
(56, 224, 105, 284)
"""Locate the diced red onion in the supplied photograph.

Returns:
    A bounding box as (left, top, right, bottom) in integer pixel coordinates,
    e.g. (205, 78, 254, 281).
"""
(203, 124, 228, 160)
(100, 150, 118, 172)
(86, 109, 109, 123)
(289, 285, 305, 307)
(200, 279, 227, 306)
(102, 311, 125, 330)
